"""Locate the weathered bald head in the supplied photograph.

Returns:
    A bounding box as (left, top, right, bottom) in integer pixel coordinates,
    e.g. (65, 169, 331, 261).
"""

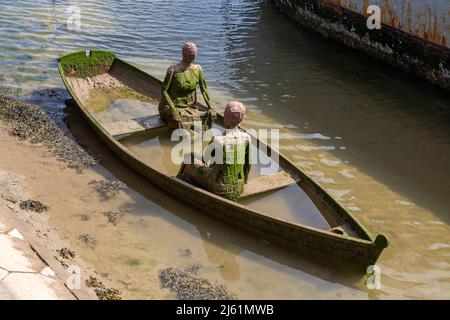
(182, 42, 198, 63)
(224, 101, 246, 128)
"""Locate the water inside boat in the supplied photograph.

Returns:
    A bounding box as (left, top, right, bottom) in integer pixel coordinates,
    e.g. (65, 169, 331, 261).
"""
(85, 86, 331, 229)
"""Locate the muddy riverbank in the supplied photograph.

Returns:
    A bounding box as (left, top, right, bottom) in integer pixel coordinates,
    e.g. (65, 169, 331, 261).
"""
(0, 95, 234, 299)
(0, 101, 120, 299)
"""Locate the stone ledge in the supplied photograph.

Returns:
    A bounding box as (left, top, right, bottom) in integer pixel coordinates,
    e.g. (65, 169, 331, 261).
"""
(0, 204, 96, 300)
(0, 234, 46, 273)
(2, 272, 74, 300)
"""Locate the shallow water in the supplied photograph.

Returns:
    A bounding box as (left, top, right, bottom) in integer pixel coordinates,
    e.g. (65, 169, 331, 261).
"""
(1, 0, 449, 299)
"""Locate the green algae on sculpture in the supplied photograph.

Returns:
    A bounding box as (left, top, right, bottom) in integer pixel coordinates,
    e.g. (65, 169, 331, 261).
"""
(59, 50, 115, 78)
(177, 101, 251, 201)
(159, 42, 216, 131)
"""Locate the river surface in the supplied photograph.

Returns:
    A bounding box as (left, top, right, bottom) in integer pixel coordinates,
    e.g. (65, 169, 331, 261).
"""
(0, 0, 449, 299)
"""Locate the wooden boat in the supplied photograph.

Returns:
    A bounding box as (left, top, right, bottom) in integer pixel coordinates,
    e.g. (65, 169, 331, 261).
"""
(58, 50, 388, 267)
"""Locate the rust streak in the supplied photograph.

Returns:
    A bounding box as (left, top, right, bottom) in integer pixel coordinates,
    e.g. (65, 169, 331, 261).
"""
(362, 0, 368, 16)
(407, 1, 412, 33)
(321, 0, 447, 47)
(433, 13, 438, 44)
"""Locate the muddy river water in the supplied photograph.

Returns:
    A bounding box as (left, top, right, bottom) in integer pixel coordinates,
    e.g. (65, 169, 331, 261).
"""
(0, 0, 449, 299)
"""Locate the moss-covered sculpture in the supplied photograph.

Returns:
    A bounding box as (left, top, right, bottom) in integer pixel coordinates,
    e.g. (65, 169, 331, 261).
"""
(159, 42, 216, 131)
(177, 101, 251, 201)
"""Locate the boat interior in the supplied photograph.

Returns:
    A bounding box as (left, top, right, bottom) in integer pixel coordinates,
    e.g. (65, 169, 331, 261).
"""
(63, 59, 368, 240)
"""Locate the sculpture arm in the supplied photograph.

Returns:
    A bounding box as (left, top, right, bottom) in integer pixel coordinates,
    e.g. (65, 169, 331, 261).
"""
(161, 67, 177, 115)
(198, 66, 213, 110)
(244, 140, 251, 183)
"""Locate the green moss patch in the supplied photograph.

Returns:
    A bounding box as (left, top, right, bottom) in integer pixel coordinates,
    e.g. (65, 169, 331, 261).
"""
(59, 50, 115, 78)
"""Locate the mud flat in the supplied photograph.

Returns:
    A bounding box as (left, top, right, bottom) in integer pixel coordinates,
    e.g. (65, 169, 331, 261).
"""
(0, 95, 123, 299)
(0, 94, 234, 300)
(0, 94, 97, 170)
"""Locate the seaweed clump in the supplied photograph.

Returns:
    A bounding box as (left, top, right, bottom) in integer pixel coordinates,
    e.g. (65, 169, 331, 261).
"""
(89, 179, 127, 200)
(56, 247, 76, 259)
(159, 267, 234, 300)
(0, 94, 98, 170)
(104, 208, 129, 225)
(85, 276, 121, 300)
(78, 234, 97, 249)
(59, 51, 115, 78)
(19, 199, 49, 213)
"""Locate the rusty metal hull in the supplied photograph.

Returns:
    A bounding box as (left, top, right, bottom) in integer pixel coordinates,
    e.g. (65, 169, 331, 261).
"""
(273, 0, 450, 90)
(58, 52, 389, 268)
(326, 0, 448, 47)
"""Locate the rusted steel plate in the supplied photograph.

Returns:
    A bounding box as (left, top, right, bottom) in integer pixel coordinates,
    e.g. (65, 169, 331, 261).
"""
(325, 0, 449, 47)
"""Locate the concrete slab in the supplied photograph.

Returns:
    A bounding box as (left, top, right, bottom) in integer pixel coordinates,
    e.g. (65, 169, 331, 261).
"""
(7, 228, 24, 240)
(0, 234, 45, 272)
(0, 282, 15, 300)
(0, 268, 8, 280)
(0, 170, 26, 203)
(40, 266, 55, 278)
(2, 273, 74, 300)
(0, 202, 94, 299)
(0, 221, 11, 233)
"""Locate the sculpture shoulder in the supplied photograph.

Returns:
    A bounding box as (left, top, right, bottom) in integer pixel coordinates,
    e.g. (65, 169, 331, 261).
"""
(167, 64, 177, 73)
(191, 64, 203, 73)
(168, 62, 186, 73)
(168, 63, 204, 76)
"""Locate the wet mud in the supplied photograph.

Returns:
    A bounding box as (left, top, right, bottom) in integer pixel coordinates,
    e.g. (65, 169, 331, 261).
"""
(0, 94, 97, 170)
(89, 179, 127, 200)
(85, 276, 122, 300)
(19, 199, 48, 213)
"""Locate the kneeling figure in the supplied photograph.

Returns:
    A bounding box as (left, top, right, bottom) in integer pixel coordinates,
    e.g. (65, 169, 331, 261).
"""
(177, 101, 251, 201)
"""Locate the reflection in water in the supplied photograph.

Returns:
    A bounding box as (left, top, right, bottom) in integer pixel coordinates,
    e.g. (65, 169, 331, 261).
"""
(1, 0, 449, 299)
(200, 228, 242, 282)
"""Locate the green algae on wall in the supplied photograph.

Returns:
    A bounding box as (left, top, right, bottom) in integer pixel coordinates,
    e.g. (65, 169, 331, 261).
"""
(273, 0, 450, 90)
(59, 50, 115, 78)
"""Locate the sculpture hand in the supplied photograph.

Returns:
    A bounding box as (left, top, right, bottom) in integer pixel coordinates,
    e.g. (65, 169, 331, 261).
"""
(209, 108, 217, 120)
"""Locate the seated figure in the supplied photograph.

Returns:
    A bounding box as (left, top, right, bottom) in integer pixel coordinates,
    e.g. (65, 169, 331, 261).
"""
(159, 42, 216, 132)
(177, 101, 251, 201)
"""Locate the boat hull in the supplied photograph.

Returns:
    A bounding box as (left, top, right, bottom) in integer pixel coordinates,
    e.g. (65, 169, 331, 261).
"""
(58, 52, 388, 268)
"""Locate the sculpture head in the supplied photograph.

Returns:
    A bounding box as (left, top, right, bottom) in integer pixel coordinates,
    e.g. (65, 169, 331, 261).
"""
(182, 42, 198, 64)
(224, 101, 246, 128)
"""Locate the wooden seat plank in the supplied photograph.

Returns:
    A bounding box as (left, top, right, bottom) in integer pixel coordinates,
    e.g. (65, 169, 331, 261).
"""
(103, 114, 166, 137)
(241, 171, 299, 198)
